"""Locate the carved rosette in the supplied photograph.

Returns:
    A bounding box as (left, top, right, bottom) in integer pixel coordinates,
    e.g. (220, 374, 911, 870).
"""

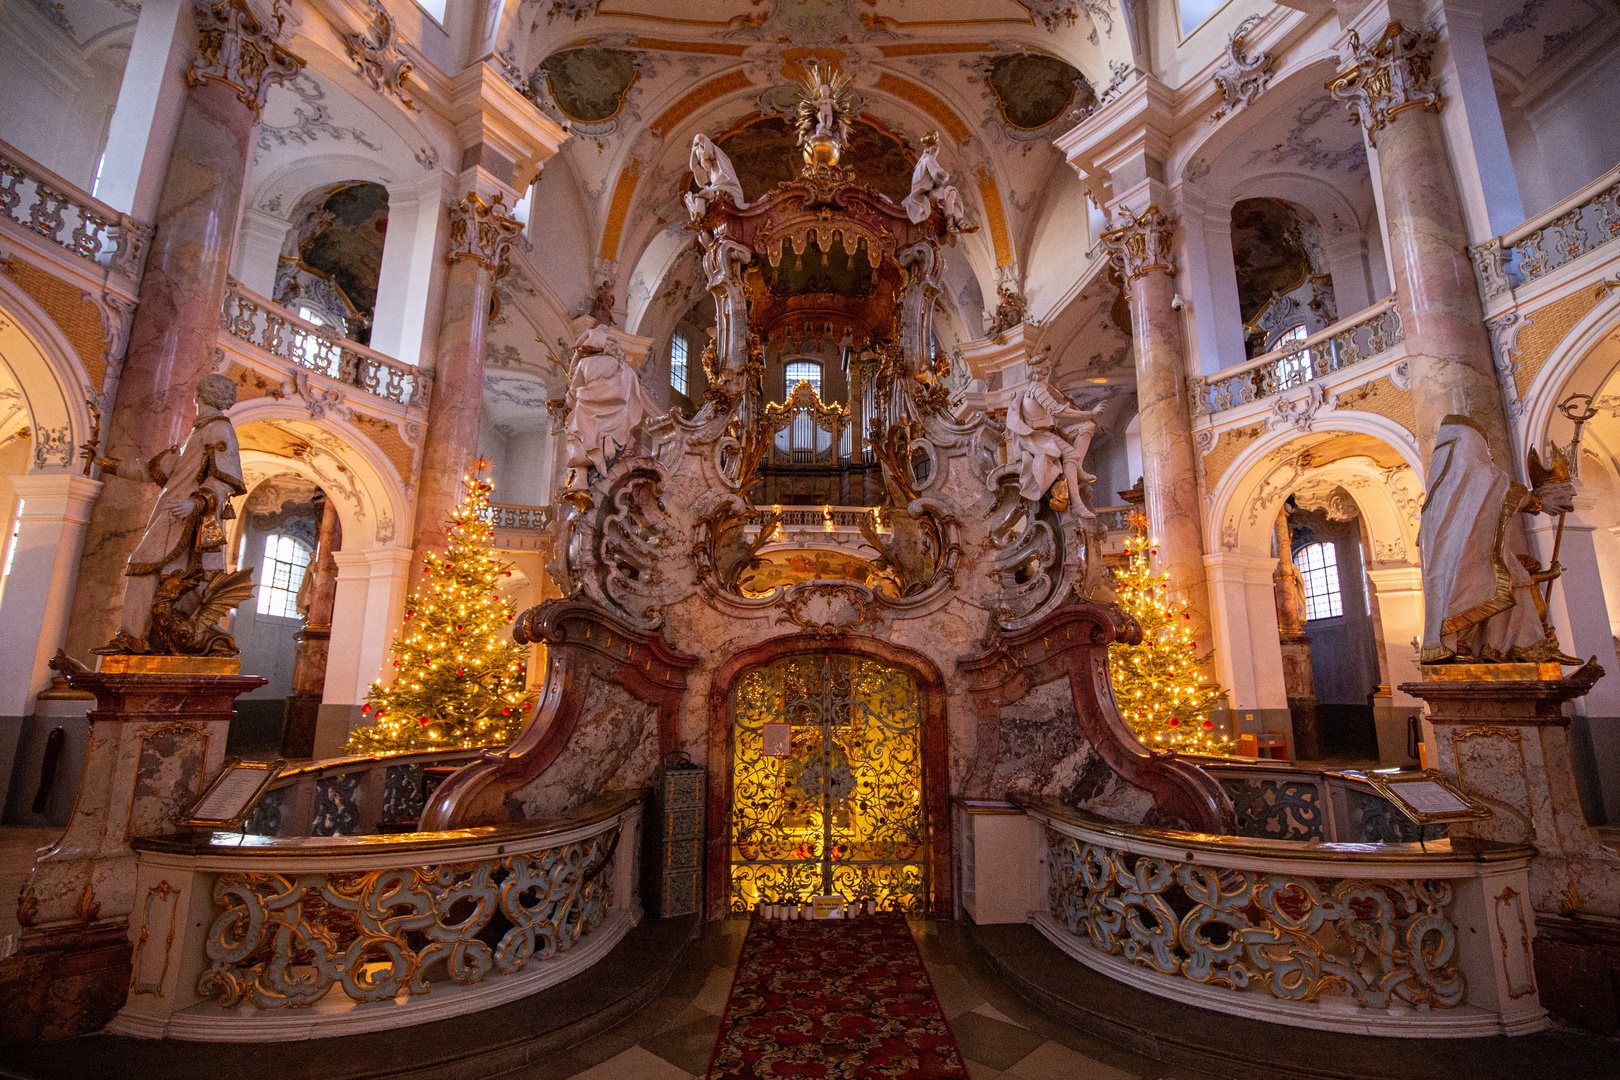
(1326, 21, 1443, 146)
(186, 0, 304, 117)
(1100, 205, 1176, 282)
(445, 192, 524, 278)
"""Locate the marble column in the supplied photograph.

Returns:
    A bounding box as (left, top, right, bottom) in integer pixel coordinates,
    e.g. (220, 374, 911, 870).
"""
(408, 192, 522, 588)
(62, 0, 302, 660)
(1101, 206, 1212, 645)
(282, 495, 340, 758)
(1328, 19, 1512, 465)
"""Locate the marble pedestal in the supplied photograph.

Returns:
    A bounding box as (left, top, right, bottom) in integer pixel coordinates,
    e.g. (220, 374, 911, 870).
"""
(0, 654, 264, 1041)
(1402, 664, 1620, 1030)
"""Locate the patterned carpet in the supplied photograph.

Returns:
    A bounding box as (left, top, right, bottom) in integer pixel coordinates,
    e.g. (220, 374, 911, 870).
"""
(706, 914, 970, 1079)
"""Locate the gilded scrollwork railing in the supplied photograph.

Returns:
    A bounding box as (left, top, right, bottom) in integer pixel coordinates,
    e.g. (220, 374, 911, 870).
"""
(199, 827, 617, 1008)
(113, 791, 645, 1039)
(222, 283, 428, 409)
(0, 138, 151, 280)
(1015, 795, 1547, 1036)
(1469, 162, 1620, 299)
(1199, 299, 1402, 415)
(1043, 826, 1463, 1009)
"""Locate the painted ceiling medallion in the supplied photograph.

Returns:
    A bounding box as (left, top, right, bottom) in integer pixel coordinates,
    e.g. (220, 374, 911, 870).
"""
(986, 53, 1088, 132)
(539, 47, 639, 124)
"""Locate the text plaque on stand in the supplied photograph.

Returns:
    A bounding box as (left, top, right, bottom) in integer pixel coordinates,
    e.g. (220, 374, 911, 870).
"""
(178, 758, 285, 830)
(1357, 769, 1493, 827)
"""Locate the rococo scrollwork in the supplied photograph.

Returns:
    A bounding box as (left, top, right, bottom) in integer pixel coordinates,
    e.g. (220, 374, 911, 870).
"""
(187, 0, 305, 116)
(198, 827, 617, 1007)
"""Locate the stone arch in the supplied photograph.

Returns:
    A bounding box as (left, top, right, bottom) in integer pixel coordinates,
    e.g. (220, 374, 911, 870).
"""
(703, 632, 952, 919)
(1517, 288, 1620, 457)
(228, 404, 412, 555)
(0, 274, 95, 476)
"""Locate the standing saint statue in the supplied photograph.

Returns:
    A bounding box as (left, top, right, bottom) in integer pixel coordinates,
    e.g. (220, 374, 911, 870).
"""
(97, 373, 254, 655)
(1419, 414, 1578, 664)
(562, 326, 661, 492)
(903, 132, 969, 229)
(684, 133, 747, 218)
(1001, 355, 1102, 516)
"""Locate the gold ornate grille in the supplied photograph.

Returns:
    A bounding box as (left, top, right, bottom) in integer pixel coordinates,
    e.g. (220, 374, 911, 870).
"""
(731, 653, 925, 911)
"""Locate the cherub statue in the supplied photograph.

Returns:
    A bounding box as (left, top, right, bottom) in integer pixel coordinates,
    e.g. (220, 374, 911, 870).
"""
(97, 373, 254, 655)
(794, 63, 852, 162)
(562, 326, 661, 492)
(684, 133, 747, 218)
(1001, 353, 1102, 516)
(1419, 414, 1579, 664)
(903, 132, 969, 229)
(813, 81, 836, 137)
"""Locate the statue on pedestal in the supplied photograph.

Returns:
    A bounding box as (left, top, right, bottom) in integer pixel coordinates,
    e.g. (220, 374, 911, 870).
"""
(903, 132, 969, 230)
(561, 326, 661, 494)
(96, 373, 254, 656)
(684, 133, 746, 219)
(1418, 414, 1577, 664)
(1001, 356, 1102, 516)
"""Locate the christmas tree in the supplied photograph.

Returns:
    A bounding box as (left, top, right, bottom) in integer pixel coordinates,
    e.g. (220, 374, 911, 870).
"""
(343, 466, 532, 754)
(1108, 514, 1233, 755)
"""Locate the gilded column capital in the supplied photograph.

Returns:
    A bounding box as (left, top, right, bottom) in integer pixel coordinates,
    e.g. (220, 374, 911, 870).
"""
(186, 0, 304, 117)
(445, 192, 524, 278)
(1100, 205, 1176, 282)
(1326, 20, 1443, 146)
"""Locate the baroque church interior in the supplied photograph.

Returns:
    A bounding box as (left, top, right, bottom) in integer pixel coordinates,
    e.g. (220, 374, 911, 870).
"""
(0, 0, 1619, 1075)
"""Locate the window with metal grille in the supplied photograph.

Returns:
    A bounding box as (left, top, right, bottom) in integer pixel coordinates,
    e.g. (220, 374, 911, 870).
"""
(785, 360, 822, 398)
(1296, 541, 1343, 621)
(256, 533, 313, 619)
(671, 333, 689, 395)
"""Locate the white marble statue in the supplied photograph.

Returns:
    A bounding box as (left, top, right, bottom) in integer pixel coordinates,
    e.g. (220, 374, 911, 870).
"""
(1419, 414, 1576, 664)
(684, 133, 747, 218)
(903, 132, 968, 229)
(1003, 361, 1102, 516)
(99, 373, 252, 653)
(563, 326, 661, 486)
(813, 82, 837, 137)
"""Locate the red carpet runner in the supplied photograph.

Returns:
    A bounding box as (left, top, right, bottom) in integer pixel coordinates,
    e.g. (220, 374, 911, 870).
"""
(706, 914, 970, 1079)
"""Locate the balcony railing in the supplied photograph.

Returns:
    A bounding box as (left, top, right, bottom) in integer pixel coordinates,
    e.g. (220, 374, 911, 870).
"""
(222, 283, 429, 410)
(487, 501, 550, 531)
(1470, 162, 1620, 298)
(0, 139, 150, 280)
(1199, 298, 1402, 416)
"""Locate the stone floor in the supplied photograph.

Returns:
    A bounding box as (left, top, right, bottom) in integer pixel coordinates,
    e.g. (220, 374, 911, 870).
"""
(497, 915, 1212, 1080)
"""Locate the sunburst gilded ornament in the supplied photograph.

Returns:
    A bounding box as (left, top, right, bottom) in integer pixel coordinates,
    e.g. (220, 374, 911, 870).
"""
(795, 63, 854, 173)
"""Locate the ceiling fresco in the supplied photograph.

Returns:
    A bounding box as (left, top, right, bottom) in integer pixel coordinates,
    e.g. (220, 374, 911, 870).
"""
(298, 182, 390, 319)
(986, 53, 1089, 131)
(1230, 198, 1314, 326)
(540, 47, 639, 123)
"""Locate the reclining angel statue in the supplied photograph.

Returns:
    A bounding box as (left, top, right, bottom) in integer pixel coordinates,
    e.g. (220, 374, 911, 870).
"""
(903, 132, 970, 230)
(1001, 352, 1103, 517)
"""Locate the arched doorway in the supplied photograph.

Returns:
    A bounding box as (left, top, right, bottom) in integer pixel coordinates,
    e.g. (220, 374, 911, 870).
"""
(730, 652, 924, 913)
(708, 636, 950, 919)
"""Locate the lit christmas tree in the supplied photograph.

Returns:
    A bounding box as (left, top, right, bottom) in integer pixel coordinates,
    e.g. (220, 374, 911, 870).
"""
(344, 465, 532, 754)
(1108, 514, 1233, 755)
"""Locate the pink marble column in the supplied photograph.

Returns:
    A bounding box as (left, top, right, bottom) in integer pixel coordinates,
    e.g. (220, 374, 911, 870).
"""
(1103, 206, 1212, 645)
(408, 193, 522, 588)
(1329, 20, 1512, 464)
(63, 1, 302, 658)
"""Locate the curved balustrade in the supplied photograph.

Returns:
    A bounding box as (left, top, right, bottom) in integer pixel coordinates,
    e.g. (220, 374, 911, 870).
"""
(0, 139, 150, 281)
(1199, 299, 1403, 416)
(110, 790, 645, 1041)
(222, 283, 429, 409)
(1470, 162, 1620, 298)
(1011, 795, 1545, 1038)
(487, 501, 551, 531)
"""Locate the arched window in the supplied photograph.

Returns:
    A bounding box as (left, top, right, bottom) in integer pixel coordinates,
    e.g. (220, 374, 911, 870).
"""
(671, 332, 689, 395)
(785, 360, 822, 398)
(1295, 541, 1343, 620)
(256, 533, 313, 619)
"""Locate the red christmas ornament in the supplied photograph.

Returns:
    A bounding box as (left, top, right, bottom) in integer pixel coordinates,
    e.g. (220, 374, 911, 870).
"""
(417, 717, 430, 726)
(1150, 548, 1157, 555)
(362, 703, 372, 714)
(501, 707, 512, 716)
(1202, 720, 1214, 730)
(1168, 717, 1181, 727)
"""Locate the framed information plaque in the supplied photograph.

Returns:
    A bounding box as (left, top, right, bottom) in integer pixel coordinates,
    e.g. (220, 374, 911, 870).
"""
(178, 758, 286, 830)
(1358, 769, 1492, 827)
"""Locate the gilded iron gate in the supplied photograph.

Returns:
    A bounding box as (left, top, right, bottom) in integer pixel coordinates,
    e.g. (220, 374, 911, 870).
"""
(731, 653, 925, 911)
